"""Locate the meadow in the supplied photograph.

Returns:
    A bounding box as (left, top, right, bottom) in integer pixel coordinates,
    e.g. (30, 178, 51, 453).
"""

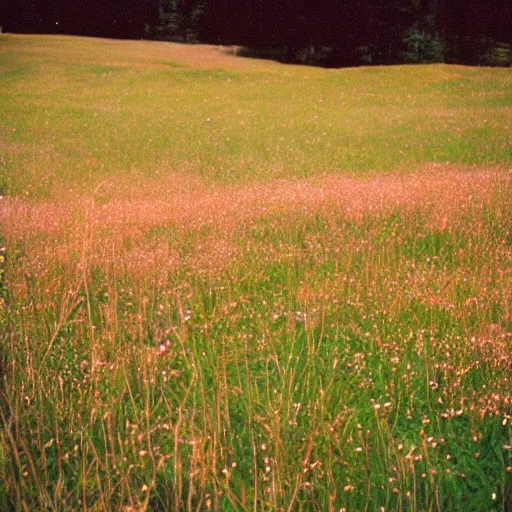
(0, 34, 511, 511)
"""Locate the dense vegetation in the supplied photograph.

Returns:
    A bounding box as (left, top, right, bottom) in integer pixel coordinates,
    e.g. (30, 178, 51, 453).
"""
(155, 0, 512, 67)
(3, 0, 512, 67)
(0, 35, 511, 511)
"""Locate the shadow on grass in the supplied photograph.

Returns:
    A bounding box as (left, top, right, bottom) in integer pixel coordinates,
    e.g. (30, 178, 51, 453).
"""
(222, 44, 371, 68)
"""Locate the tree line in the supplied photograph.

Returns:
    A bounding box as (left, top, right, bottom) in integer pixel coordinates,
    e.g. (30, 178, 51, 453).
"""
(155, 0, 511, 66)
(2, 0, 511, 67)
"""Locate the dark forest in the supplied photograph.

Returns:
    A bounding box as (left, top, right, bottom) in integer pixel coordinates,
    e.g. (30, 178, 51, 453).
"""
(2, 0, 511, 67)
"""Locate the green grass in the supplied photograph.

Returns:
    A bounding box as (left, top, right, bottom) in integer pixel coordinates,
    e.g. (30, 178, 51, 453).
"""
(1, 34, 511, 197)
(0, 34, 511, 511)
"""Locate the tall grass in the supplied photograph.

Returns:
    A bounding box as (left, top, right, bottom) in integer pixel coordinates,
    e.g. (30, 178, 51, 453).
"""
(0, 34, 511, 511)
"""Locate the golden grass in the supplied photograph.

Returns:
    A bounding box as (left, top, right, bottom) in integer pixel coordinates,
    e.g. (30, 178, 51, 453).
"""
(2, 166, 511, 510)
(1, 34, 512, 511)
(2, 165, 509, 294)
(3, 164, 507, 232)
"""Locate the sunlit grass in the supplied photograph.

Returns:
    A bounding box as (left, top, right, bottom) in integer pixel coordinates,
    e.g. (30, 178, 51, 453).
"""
(0, 34, 511, 511)
(1, 34, 511, 198)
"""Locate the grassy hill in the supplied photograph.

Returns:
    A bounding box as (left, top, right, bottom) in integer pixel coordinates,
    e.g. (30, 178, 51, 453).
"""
(1, 34, 511, 198)
(0, 34, 511, 511)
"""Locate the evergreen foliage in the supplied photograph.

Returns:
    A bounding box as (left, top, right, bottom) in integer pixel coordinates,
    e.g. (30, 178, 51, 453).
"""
(403, 27, 445, 63)
(153, 0, 511, 67)
(1, 0, 511, 67)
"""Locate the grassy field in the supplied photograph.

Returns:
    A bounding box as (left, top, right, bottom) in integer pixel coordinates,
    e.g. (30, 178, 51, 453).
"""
(0, 34, 511, 511)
